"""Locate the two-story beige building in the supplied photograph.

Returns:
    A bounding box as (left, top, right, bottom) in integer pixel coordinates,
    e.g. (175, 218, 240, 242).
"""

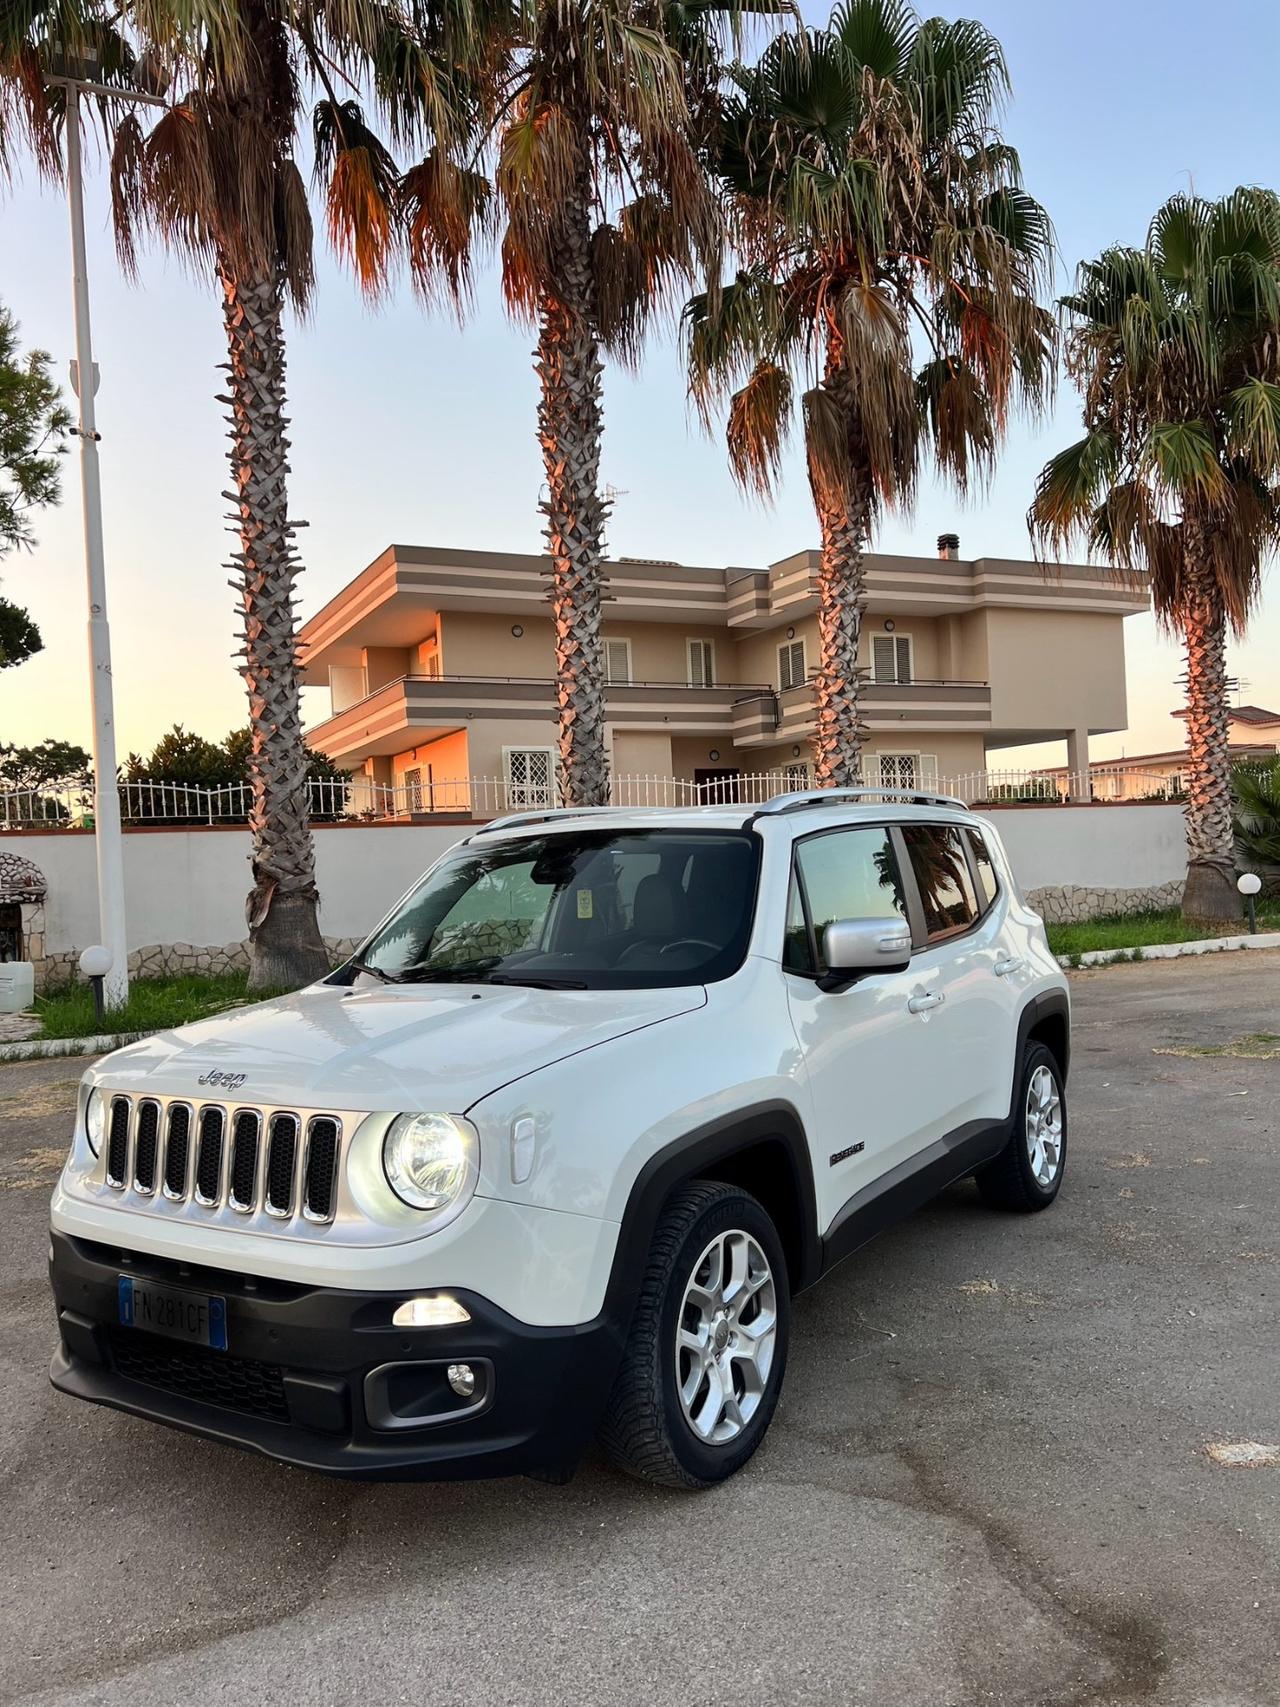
(299, 536, 1149, 812)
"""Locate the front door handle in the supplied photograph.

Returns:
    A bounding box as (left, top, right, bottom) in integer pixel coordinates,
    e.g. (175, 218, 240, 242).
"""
(907, 991, 944, 1014)
(994, 956, 1025, 978)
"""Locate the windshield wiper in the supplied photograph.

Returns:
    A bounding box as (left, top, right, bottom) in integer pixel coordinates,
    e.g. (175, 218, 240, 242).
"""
(480, 973, 588, 990)
(347, 956, 405, 985)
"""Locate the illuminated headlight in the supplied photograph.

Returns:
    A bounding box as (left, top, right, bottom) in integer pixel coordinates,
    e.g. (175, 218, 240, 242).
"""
(383, 1113, 478, 1214)
(84, 1087, 105, 1157)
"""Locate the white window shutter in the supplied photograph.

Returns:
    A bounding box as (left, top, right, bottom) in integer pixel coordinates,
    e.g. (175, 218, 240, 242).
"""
(872, 635, 895, 681)
(605, 640, 631, 684)
(920, 754, 938, 787)
(896, 636, 912, 683)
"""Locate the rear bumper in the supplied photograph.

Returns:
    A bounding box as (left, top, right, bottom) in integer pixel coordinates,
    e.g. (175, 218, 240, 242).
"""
(48, 1231, 625, 1481)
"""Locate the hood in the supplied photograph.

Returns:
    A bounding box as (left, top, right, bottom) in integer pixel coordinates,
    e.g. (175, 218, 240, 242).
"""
(89, 980, 707, 1111)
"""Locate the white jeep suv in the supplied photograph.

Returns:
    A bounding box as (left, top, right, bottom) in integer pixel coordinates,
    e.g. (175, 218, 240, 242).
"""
(49, 789, 1069, 1487)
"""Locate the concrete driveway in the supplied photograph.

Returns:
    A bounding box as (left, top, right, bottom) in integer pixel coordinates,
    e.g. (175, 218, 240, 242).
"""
(1, 953, 1277, 1707)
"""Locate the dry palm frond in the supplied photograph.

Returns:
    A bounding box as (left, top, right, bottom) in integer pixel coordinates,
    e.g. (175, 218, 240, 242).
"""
(276, 158, 315, 310)
(402, 148, 494, 311)
(914, 355, 993, 492)
(314, 99, 400, 300)
(728, 360, 793, 496)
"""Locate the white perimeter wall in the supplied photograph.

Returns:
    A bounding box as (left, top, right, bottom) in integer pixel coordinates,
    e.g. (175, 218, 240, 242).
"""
(4, 805, 1189, 958)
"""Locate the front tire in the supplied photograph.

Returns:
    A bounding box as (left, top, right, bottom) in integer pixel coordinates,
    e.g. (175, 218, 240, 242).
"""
(976, 1041, 1067, 1212)
(599, 1181, 790, 1488)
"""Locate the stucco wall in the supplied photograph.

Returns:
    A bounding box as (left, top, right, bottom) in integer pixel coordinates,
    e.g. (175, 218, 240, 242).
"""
(4, 804, 1189, 986)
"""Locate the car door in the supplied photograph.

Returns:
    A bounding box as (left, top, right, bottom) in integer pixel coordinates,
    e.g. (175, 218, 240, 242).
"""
(895, 821, 1022, 1136)
(782, 824, 958, 1231)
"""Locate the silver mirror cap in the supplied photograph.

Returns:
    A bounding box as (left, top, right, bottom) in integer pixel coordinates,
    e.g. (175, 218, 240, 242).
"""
(822, 918, 912, 975)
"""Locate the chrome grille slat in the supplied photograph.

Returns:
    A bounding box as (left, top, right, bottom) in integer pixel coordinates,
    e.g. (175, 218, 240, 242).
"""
(303, 1118, 340, 1224)
(105, 1096, 131, 1189)
(97, 1093, 344, 1230)
(133, 1100, 160, 1195)
(194, 1106, 226, 1206)
(162, 1104, 192, 1200)
(264, 1114, 299, 1217)
(228, 1111, 261, 1212)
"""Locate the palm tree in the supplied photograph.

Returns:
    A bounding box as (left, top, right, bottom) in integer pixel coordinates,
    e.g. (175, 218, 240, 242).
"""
(487, 0, 764, 805)
(1030, 190, 1280, 922)
(106, 0, 487, 988)
(686, 0, 1054, 786)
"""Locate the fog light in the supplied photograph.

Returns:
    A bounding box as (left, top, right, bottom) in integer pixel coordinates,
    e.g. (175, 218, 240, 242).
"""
(447, 1362, 476, 1398)
(392, 1295, 471, 1328)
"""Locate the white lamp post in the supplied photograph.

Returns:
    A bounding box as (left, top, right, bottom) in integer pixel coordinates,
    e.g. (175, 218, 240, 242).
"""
(49, 71, 166, 1007)
(1237, 871, 1262, 935)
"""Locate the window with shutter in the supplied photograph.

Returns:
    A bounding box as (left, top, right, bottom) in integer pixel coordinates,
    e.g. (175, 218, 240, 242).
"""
(688, 639, 714, 686)
(605, 639, 632, 684)
(777, 640, 806, 690)
(403, 768, 423, 813)
(872, 633, 913, 683)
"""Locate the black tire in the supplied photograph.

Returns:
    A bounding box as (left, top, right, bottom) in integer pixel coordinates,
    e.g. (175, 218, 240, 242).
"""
(975, 1041, 1067, 1212)
(598, 1181, 790, 1489)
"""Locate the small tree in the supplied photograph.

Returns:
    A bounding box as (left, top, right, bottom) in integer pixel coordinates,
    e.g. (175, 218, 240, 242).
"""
(0, 301, 70, 667)
(1233, 757, 1280, 875)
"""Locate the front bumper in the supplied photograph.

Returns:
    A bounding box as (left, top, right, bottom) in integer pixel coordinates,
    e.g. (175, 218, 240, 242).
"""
(49, 1231, 625, 1480)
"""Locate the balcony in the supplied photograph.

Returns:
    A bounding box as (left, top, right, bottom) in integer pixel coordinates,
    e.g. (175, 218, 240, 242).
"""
(307, 673, 775, 762)
(732, 679, 993, 748)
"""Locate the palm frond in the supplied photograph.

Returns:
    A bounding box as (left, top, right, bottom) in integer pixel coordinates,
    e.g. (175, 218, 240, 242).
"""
(313, 99, 400, 300)
(402, 150, 493, 311)
(1028, 429, 1121, 558)
(727, 360, 793, 496)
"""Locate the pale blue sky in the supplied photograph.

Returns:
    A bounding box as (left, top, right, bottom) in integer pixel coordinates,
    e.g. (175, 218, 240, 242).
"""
(2, 0, 1278, 766)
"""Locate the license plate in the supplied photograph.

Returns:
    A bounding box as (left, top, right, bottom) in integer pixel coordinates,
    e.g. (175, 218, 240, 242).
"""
(118, 1275, 227, 1350)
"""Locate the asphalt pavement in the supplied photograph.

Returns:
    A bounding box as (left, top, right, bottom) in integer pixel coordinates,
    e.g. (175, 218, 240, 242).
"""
(1, 951, 1277, 1706)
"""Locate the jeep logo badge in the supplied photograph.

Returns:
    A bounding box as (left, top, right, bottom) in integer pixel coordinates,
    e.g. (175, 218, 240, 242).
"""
(197, 1070, 247, 1092)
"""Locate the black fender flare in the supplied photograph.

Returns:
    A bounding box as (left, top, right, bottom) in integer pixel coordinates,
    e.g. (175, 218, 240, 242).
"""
(601, 1100, 821, 1333)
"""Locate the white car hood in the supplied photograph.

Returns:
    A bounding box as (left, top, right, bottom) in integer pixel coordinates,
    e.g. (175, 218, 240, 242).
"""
(88, 980, 707, 1111)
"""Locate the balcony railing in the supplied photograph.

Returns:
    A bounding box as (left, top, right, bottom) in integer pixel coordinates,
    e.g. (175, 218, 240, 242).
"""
(0, 764, 1189, 831)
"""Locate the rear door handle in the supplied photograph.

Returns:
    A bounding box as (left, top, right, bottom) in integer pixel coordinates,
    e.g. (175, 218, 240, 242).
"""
(907, 992, 944, 1014)
(994, 956, 1025, 978)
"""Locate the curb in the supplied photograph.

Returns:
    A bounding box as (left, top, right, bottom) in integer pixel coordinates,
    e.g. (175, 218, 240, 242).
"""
(1060, 930, 1280, 970)
(0, 1029, 157, 1066)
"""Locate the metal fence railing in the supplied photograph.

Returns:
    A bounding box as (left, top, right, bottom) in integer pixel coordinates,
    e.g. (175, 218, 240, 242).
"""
(0, 765, 1190, 831)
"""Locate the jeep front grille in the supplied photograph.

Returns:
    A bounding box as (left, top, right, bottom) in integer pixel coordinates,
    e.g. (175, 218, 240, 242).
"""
(101, 1094, 343, 1229)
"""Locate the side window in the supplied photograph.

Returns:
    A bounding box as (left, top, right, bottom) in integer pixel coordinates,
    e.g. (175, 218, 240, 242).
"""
(902, 825, 978, 941)
(965, 828, 999, 910)
(788, 829, 907, 975)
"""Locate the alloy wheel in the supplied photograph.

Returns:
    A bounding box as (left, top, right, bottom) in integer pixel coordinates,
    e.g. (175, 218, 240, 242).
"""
(1025, 1064, 1063, 1187)
(675, 1229, 777, 1445)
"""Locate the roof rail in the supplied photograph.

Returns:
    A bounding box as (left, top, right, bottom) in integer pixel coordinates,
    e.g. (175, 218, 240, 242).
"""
(471, 805, 639, 837)
(753, 787, 971, 817)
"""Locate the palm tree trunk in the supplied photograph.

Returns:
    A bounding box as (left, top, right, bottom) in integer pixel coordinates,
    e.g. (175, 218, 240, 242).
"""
(535, 175, 610, 808)
(810, 355, 871, 788)
(1179, 539, 1238, 923)
(219, 260, 330, 989)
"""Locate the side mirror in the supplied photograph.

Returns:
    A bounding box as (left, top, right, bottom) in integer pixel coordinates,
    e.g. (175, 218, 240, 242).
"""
(819, 918, 912, 992)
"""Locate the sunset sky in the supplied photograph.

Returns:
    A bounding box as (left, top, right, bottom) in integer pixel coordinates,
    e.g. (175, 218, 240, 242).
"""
(2, 0, 1278, 770)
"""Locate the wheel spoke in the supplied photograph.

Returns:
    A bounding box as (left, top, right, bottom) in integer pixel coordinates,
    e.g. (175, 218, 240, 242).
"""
(691, 1360, 726, 1439)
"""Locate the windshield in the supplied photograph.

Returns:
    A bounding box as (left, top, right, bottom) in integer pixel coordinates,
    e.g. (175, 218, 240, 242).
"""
(345, 829, 761, 990)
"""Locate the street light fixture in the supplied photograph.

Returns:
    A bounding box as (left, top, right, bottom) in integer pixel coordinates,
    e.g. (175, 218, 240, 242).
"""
(45, 66, 167, 1007)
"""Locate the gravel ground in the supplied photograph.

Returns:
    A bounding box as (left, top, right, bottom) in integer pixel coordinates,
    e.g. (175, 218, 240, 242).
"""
(1, 951, 1277, 1707)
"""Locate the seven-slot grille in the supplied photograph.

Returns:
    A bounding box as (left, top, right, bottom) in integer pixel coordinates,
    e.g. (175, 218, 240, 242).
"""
(101, 1095, 341, 1226)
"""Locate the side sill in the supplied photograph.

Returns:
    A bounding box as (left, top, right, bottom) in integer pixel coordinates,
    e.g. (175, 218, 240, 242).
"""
(818, 1119, 1006, 1278)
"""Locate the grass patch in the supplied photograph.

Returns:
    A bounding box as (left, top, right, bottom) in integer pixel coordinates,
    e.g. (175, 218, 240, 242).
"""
(34, 972, 259, 1040)
(1046, 901, 1280, 959)
(1155, 1032, 1280, 1060)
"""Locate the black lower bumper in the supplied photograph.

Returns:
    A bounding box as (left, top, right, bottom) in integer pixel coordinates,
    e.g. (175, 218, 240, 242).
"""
(48, 1231, 625, 1481)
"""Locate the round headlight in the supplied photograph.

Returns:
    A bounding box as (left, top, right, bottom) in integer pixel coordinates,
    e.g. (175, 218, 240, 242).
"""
(383, 1113, 477, 1213)
(84, 1087, 105, 1157)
